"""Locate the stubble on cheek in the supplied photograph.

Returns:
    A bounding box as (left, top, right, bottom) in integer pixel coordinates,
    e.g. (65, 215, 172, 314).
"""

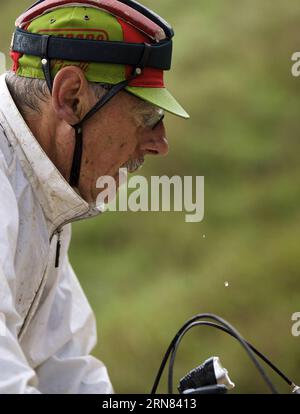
(87, 130, 135, 199)
(105, 135, 113, 148)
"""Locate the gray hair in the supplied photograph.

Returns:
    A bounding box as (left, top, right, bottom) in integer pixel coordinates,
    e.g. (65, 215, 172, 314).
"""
(5, 71, 112, 117)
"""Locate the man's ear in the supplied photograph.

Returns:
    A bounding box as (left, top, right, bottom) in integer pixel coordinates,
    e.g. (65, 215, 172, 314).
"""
(51, 66, 91, 125)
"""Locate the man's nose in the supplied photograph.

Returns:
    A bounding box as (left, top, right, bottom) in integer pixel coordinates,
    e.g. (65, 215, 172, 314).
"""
(140, 123, 169, 156)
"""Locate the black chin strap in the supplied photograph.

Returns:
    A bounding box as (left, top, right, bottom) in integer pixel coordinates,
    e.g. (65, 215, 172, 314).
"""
(69, 76, 138, 188)
(41, 42, 152, 188)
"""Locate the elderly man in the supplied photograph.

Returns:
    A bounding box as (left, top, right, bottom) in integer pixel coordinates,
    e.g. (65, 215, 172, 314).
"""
(0, 0, 189, 394)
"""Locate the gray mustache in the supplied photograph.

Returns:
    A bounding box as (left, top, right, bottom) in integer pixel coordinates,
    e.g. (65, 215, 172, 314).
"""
(122, 158, 144, 173)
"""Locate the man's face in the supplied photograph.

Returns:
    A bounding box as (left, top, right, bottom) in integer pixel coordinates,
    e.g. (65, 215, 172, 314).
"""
(78, 89, 169, 203)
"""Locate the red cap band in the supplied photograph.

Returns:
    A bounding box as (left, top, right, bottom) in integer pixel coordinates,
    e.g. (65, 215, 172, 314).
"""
(117, 17, 164, 88)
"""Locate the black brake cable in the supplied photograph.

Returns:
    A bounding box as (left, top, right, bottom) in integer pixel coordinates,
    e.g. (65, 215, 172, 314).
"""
(168, 320, 293, 394)
(151, 313, 292, 394)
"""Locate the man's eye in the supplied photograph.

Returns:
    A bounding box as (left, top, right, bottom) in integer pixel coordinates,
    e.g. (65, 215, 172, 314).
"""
(143, 112, 163, 128)
(140, 114, 153, 127)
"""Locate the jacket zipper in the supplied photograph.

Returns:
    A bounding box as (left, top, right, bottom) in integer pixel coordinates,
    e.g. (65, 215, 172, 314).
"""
(51, 205, 101, 268)
(55, 229, 62, 268)
(51, 212, 89, 268)
(19, 206, 101, 339)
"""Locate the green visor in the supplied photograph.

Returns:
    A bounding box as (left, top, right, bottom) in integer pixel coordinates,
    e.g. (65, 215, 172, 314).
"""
(126, 86, 190, 119)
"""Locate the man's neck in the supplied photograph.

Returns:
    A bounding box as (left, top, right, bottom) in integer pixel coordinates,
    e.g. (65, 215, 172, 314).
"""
(26, 108, 73, 182)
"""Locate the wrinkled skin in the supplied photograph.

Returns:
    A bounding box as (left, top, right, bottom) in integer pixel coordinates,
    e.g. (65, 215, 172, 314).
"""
(26, 66, 169, 203)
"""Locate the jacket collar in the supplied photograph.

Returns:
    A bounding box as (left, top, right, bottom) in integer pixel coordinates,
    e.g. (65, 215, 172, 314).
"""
(0, 73, 101, 235)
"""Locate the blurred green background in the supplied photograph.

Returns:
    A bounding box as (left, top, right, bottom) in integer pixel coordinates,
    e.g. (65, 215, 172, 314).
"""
(1, 0, 300, 394)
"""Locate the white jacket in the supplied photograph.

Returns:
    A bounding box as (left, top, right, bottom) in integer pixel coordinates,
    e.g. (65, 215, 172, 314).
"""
(0, 74, 113, 394)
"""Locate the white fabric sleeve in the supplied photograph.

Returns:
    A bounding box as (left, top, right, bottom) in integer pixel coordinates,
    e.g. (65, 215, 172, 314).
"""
(33, 256, 114, 394)
(0, 165, 41, 394)
(0, 158, 113, 394)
